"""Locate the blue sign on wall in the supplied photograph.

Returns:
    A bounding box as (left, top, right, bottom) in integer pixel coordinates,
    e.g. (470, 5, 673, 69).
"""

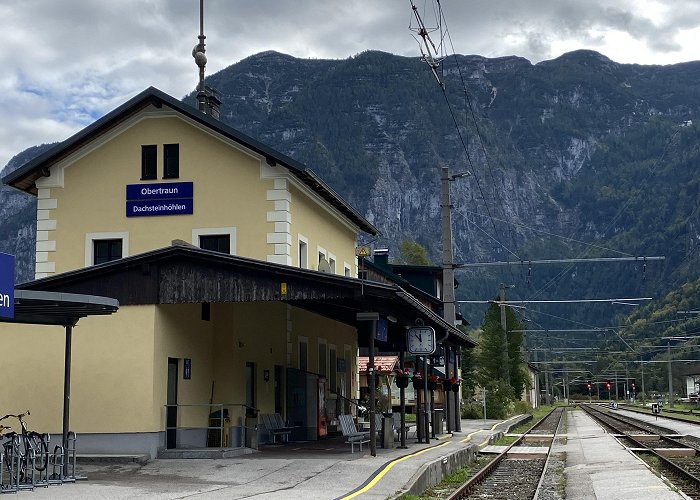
(127, 199, 194, 217)
(126, 182, 193, 201)
(0, 252, 15, 319)
(126, 182, 194, 217)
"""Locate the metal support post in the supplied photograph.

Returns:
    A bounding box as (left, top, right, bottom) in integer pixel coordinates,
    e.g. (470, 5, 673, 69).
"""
(62, 323, 73, 479)
(668, 342, 674, 408)
(357, 312, 379, 456)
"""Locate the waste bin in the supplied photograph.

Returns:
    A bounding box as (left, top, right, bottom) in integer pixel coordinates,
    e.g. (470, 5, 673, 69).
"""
(381, 416, 394, 449)
(244, 410, 259, 449)
(433, 409, 444, 434)
(207, 409, 230, 447)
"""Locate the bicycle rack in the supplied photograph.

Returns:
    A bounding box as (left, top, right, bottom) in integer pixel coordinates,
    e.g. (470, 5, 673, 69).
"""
(48, 443, 65, 486)
(1, 437, 20, 493)
(19, 441, 35, 492)
(0, 441, 19, 493)
(62, 432, 77, 483)
(31, 434, 50, 488)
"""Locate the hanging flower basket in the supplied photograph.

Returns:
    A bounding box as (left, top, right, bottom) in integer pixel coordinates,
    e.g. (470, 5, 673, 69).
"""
(395, 376, 410, 389)
(442, 380, 452, 391)
(447, 377, 460, 392)
(412, 372, 424, 390)
(427, 374, 439, 391)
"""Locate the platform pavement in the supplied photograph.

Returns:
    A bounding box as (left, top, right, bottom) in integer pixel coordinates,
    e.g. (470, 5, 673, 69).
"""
(616, 406, 700, 439)
(16, 416, 524, 500)
(564, 408, 684, 500)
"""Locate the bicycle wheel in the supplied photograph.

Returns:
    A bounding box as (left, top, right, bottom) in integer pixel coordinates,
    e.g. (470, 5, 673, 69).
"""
(26, 432, 48, 472)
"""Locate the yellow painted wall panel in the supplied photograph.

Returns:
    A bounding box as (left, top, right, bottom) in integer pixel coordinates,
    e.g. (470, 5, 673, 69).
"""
(50, 115, 274, 273)
(288, 184, 357, 274)
(0, 306, 157, 433)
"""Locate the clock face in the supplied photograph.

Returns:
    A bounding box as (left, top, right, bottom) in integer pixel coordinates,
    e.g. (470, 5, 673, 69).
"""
(406, 327, 436, 354)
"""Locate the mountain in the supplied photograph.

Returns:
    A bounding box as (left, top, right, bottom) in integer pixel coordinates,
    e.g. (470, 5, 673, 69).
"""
(0, 143, 55, 282)
(5, 50, 700, 334)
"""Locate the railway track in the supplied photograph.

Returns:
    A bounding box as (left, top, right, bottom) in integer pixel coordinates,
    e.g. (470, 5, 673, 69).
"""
(580, 403, 700, 498)
(445, 407, 565, 500)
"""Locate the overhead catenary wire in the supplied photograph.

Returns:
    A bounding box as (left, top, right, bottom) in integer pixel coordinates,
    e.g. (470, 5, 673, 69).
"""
(408, 0, 521, 279)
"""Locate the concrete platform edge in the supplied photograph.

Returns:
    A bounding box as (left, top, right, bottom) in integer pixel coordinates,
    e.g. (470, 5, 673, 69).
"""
(389, 414, 532, 499)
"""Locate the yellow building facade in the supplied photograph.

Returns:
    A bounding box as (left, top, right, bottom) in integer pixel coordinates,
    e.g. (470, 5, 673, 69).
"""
(3, 87, 467, 458)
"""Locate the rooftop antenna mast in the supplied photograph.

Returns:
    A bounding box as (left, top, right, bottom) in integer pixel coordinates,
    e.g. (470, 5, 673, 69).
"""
(192, 0, 220, 118)
(193, 0, 207, 112)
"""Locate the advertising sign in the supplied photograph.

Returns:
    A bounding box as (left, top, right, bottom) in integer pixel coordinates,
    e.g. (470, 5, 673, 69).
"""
(126, 182, 194, 217)
(0, 252, 14, 319)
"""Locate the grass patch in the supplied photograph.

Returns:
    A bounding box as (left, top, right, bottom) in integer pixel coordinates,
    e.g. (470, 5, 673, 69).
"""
(493, 434, 519, 446)
(398, 455, 494, 499)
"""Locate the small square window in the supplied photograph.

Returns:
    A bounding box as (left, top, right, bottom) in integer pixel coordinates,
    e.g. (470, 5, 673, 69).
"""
(163, 144, 179, 179)
(199, 235, 230, 254)
(141, 145, 157, 180)
(93, 239, 122, 265)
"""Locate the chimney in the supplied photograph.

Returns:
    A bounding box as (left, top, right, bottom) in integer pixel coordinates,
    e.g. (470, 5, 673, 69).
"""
(373, 248, 390, 270)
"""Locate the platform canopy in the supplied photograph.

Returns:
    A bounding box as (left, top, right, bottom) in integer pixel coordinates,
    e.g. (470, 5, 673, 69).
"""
(0, 289, 119, 326)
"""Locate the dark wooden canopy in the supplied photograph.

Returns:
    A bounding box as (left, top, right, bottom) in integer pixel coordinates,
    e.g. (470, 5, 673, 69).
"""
(17, 242, 474, 348)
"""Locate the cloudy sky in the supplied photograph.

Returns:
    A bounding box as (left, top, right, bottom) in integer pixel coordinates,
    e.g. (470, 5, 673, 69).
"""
(1, 0, 699, 171)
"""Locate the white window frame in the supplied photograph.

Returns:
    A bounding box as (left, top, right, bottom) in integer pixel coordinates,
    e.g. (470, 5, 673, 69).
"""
(328, 253, 337, 274)
(344, 262, 352, 277)
(298, 235, 309, 269)
(192, 227, 237, 255)
(85, 231, 129, 267)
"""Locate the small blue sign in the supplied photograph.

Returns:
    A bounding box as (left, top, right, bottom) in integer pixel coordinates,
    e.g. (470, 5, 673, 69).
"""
(0, 252, 15, 319)
(127, 199, 194, 217)
(126, 182, 193, 201)
(376, 318, 388, 342)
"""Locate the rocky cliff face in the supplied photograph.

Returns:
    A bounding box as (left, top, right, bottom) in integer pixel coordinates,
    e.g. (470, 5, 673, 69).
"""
(4, 50, 700, 325)
(0, 144, 55, 283)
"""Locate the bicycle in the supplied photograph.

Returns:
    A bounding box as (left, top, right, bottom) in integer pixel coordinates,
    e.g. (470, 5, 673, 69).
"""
(0, 411, 49, 487)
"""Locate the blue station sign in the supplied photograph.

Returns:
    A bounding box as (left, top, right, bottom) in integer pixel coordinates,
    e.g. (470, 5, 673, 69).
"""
(126, 182, 194, 217)
(0, 252, 15, 319)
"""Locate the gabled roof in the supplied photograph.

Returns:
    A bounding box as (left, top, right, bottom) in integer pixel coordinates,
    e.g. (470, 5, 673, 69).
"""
(2, 86, 377, 235)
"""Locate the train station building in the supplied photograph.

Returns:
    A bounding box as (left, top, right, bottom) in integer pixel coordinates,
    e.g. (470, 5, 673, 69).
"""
(1, 87, 473, 458)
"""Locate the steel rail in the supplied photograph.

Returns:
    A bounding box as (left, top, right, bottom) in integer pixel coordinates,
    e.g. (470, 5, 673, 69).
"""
(532, 406, 565, 499)
(445, 407, 563, 500)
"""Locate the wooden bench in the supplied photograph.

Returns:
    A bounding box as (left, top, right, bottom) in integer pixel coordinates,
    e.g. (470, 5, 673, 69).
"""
(260, 413, 293, 444)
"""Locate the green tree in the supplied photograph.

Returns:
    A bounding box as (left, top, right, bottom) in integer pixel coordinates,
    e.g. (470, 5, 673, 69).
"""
(395, 239, 431, 265)
(476, 301, 526, 399)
